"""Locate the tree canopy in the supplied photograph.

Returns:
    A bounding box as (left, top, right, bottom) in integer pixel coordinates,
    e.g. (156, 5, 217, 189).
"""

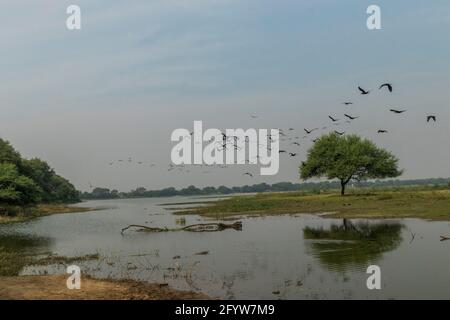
(300, 133, 403, 195)
(0, 138, 80, 208)
(0, 163, 42, 205)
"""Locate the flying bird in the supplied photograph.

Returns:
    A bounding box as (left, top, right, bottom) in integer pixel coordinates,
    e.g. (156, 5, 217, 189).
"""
(304, 128, 317, 134)
(390, 109, 406, 114)
(289, 153, 297, 157)
(344, 114, 358, 120)
(342, 102, 353, 105)
(334, 131, 345, 135)
(328, 116, 339, 122)
(358, 86, 370, 95)
(279, 150, 287, 153)
(243, 172, 253, 177)
(377, 130, 388, 133)
(427, 115, 437, 122)
(379, 83, 393, 92)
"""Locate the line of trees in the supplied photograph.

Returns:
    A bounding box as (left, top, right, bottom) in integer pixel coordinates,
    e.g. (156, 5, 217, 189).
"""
(81, 177, 450, 200)
(0, 138, 80, 208)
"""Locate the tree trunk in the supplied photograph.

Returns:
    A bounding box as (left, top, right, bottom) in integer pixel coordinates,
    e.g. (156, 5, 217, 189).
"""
(340, 180, 346, 196)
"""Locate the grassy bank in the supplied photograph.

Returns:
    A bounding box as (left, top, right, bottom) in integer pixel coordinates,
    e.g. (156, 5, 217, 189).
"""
(0, 203, 93, 225)
(176, 187, 450, 221)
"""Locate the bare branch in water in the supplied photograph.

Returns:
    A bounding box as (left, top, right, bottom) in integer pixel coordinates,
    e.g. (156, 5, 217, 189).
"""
(121, 221, 242, 234)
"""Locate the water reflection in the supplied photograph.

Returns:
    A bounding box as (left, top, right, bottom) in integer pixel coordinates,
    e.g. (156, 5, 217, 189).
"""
(303, 219, 403, 272)
(2, 197, 450, 299)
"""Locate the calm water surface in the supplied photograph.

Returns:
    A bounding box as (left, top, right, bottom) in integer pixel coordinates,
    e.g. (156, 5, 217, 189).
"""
(1, 196, 449, 299)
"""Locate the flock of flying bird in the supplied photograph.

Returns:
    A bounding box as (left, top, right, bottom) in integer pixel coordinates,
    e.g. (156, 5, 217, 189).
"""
(91, 82, 437, 188)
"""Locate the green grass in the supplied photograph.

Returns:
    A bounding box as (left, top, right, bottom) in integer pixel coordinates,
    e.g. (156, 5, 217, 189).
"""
(175, 186, 450, 221)
(0, 234, 50, 276)
(0, 232, 100, 277)
(0, 247, 33, 276)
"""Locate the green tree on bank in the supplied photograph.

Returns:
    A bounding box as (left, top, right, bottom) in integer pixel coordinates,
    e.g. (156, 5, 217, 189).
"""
(0, 138, 79, 212)
(300, 133, 402, 196)
(0, 163, 42, 205)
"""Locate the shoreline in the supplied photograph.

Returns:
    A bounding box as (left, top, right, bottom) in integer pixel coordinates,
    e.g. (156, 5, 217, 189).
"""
(0, 203, 95, 225)
(175, 188, 450, 221)
(0, 275, 209, 300)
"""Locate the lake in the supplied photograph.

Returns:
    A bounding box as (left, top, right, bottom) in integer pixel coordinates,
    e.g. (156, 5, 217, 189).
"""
(1, 196, 449, 299)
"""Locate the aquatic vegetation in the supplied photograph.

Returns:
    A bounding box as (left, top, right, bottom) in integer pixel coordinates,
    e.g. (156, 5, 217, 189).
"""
(0, 234, 51, 276)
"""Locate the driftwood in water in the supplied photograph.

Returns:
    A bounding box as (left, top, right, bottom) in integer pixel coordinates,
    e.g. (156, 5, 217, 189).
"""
(440, 235, 450, 241)
(121, 221, 242, 234)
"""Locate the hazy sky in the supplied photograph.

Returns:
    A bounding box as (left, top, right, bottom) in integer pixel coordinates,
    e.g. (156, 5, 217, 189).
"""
(1, 0, 450, 192)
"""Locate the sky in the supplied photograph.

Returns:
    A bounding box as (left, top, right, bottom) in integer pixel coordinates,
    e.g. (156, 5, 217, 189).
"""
(1, 0, 450, 192)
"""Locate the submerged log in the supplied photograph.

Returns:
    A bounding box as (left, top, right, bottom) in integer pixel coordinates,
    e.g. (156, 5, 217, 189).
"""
(440, 235, 450, 241)
(121, 221, 242, 234)
(181, 222, 242, 232)
(121, 225, 169, 234)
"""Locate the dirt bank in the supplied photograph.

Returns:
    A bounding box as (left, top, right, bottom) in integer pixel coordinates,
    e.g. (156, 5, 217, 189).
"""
(0, 275, 208, 300)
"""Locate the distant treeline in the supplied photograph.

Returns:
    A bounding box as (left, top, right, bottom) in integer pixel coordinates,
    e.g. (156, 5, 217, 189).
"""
(0, 138, 80, 208)
(81, 178, 450, 200)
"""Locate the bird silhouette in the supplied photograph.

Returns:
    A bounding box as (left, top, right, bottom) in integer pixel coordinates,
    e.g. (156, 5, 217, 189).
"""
(328, 115, 339, 122)
(377, 130, 388, 133)
(358, 86, 370, 95)
(243, 172, 253, 177)
(344, 114, 358, 120)
(427, 115, 437, 122)
(289, 153, 297, 157)
(390, 109, 406, 114)
(342, 102, 353, 105)
(334, 131, 345, 135)
(379, 83, 393, 92)
(304, 128, 317, 134)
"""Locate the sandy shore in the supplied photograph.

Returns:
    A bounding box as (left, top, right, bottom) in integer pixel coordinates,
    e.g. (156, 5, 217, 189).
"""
(0, 275, 209, 300)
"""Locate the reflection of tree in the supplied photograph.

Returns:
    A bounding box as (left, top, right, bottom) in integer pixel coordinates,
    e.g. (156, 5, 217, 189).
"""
(303, 219, 403, 272)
